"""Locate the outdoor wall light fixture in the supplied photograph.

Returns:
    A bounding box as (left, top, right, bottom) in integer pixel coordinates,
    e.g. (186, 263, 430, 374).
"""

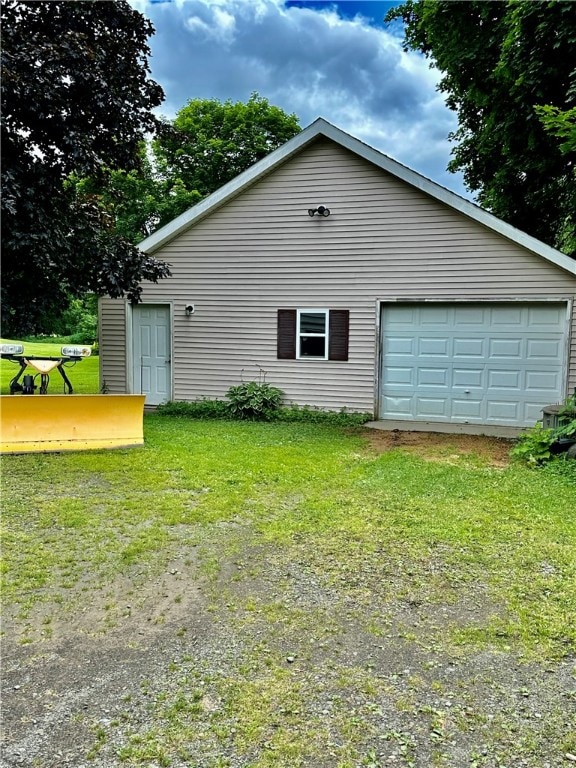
(308, 205, 330, 217)
(185, 303, 195, 316)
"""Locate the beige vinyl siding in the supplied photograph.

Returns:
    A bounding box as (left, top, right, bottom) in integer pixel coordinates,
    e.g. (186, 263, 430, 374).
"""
(99, 297, 127, 393)
(103, 138, 576, 411)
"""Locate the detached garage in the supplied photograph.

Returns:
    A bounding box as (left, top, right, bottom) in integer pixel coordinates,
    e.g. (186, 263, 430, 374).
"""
(99, 119, 576, 433)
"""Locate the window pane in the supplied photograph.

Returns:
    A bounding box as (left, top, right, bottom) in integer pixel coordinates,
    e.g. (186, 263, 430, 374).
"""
(300, 336, 326, 357)
(300, 312, 326, 334)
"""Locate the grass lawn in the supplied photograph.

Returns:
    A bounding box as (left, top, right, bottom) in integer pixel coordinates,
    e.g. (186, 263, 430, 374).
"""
(2, 416, 575, 767)
(0, 338, 100, 394)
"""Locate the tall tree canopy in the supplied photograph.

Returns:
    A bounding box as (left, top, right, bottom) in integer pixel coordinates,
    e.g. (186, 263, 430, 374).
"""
(155, 94, 301, 200)
(386, 0, 576, 255)
(104, 94, 302, 244)
(1, 0, 170, 335)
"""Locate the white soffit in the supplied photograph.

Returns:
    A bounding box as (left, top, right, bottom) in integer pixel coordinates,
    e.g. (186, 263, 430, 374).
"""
(139, 118, 576, 278)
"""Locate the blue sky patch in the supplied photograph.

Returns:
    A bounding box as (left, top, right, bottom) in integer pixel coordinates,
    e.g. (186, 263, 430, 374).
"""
(285, 1, 399, 27)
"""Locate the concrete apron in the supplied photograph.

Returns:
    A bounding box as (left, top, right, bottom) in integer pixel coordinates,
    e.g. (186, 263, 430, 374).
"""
(366, 420, 522, 439)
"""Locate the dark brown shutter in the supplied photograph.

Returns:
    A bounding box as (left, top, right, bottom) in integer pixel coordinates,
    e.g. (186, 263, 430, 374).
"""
(277, 309, 297, 359)
(328, 309, 349, 361)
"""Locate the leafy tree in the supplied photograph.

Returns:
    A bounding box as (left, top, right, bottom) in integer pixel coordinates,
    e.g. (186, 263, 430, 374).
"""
(1, 0, 170, 335)
(73, 145, 203, 245)
(108, 169, 202, 245)
(386, 1, 576, 255)
(536, 105, 576, 156)
(83, 95, 301, 245)
(148, 94, 301, 226)
(157, 93, 301, 197)
(55, 295, 98, 343)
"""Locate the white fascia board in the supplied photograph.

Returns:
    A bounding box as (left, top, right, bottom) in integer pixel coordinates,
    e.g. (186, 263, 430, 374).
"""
(140, 117, 576, 277)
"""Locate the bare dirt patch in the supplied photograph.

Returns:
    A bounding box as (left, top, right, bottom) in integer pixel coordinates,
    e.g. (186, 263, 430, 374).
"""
(362, 428, 514, 466)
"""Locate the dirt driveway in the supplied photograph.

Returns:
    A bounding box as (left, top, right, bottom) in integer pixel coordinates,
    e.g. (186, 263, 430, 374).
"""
(2, 432, 575, 768)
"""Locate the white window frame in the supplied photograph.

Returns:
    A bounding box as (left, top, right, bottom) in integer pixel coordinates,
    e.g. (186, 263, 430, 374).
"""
(296, 309, 329, 360)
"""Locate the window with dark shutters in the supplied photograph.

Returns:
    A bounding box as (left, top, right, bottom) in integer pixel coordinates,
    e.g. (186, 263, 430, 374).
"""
(277, 309, 349, 361)
(277, 309, 297, 359)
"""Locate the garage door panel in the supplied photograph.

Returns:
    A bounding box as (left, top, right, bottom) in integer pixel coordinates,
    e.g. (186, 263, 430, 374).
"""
(486, 401, 519, 422)
(421, 308, 450, 325)
(452, 399, 483, 419)
(454, 338, 485, 357)
(385, 337, 414, 355)
(525, 402, 548, 423)
(487, 370, 520, 389)
(454, 307, 485, 324)
(454, 368, 484, 387)
(383, 395, 412, 415)
(528, 306, 565, 326)
(417, 368, 449, 387)
(417, 397, 450, 417)
(384, 367, 414, 385)
(489, 339, 522, 358)
(525, 370, 562, 392)
(418, 338, 449, 356)
(380, 303, 567, 428)
(385, 306, 417, 325)
(527, 339, 562, 359)
(490, 307, 524, 326)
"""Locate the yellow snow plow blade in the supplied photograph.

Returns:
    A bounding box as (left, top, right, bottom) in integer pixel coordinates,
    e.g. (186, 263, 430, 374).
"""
(0, 395, 145, 454)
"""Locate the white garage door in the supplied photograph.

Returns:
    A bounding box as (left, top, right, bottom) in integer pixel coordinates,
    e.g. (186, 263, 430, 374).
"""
(380, 303, 567, 427)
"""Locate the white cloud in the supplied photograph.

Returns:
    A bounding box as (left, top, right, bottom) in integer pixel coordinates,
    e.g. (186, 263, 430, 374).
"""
(132, 0, 469, 196)
(183, 5, 236, 43)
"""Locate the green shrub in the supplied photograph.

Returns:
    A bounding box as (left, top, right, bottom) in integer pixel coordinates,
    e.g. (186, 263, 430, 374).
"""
(274, 403, 373, 427)
(21, 334, 71, 345)
(558, 418, 576, 440)
(511, 423, 557, 466)
(156, 399, 229, 419)
(69, 329, 96, 345)
(21, 332, 99, 347)
(226, 381, 283, 421)
(60, 296, 98, 341)
(511, 417, 576, 466)
(558, 391, 576, 418)
(157, 398, 373, 427)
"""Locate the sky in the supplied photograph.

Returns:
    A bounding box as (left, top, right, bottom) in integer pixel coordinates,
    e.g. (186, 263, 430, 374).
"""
(129, 0, 471, 198)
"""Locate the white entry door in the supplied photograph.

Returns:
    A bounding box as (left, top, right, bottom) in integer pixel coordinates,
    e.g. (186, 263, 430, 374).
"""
(380, 303, 567, 427)
(132, 304, 171, 405)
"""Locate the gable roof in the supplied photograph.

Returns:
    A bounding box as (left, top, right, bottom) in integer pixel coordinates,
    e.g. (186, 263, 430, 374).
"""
(140, 117, 576, 277)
